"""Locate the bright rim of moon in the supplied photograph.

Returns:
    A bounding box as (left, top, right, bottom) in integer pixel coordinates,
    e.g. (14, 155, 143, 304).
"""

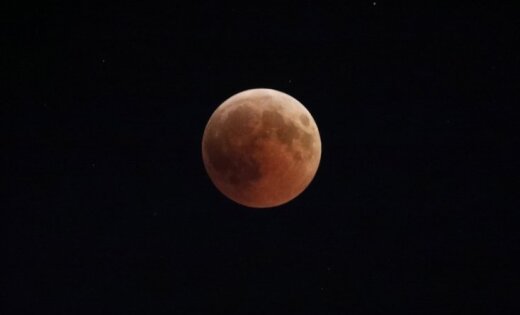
(202, 88, 321, 208)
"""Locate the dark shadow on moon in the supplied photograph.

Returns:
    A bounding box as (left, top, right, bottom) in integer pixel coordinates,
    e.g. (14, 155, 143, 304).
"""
(205, 106, 263, 188)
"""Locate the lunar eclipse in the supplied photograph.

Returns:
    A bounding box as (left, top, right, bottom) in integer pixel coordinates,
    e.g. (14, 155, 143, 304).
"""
(202, 88, 321, 208)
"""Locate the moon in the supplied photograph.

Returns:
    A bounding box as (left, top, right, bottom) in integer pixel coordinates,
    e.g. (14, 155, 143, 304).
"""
(202, 88, 321, 208)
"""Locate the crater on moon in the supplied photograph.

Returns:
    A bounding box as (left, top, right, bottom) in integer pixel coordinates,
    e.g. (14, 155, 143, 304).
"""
(300, 114, 310, 126)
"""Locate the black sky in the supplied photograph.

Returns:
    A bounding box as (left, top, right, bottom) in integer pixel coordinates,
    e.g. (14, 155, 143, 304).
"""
(3, 2, 518, 314)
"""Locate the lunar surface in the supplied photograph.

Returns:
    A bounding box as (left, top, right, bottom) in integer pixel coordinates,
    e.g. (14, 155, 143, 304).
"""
(202, 88, 321, 208)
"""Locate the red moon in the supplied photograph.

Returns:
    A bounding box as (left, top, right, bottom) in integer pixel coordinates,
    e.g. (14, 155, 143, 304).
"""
(202, 88, 321, 208)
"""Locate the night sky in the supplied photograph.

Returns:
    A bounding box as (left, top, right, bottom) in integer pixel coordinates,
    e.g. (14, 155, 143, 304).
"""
(4, 2, 517, 314)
